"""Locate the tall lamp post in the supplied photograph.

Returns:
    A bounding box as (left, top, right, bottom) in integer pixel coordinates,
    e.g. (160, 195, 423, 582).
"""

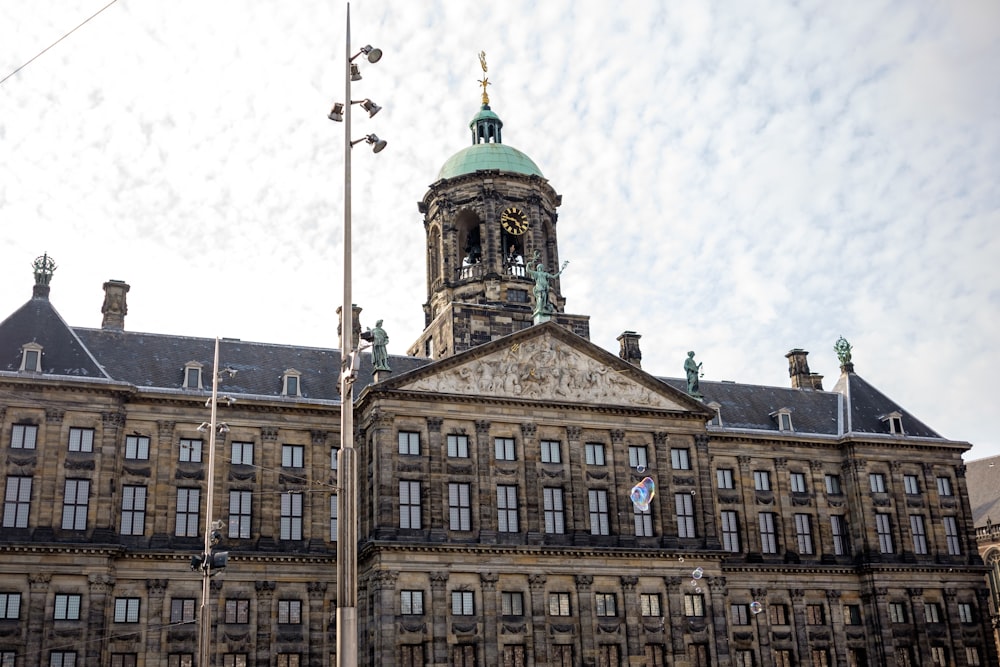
(329, 4, 384, 666)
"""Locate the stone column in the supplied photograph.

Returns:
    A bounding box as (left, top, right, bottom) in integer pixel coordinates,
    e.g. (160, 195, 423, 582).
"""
(97, 411, 124, 537)
(151, 421, 175, 545)
(87, 573, 115, 665)
(942, 588, 965, 667)
(529, 574, 548, 665)
(26, 573, 51, 663)
(430, 571, 450, 665)
(920, 463, 944, 555)
(664, 577, 687, 660)
(370, 409, 396, 539)
(308, 581, 329, 667)
(520, 423, 541, 543)
(751, 588, 770, 667)
(309, 430, 330, 548)
(255, 581, 276, 666)
(258, 427, 280, 546)
(694, 434, 719, 549)
(907, 588, 930, 662)
(575, 575, 594, 664)
(367, 572, 396, 667)
(480, 572, 500, 666)
(621, 576, 640, 658)
(864, 587, 892, 666)
(708, 576, 729, 667)
(474, 421, 497, 544)
(566, 426, 588, 544)
(774, 458, 797, 558)
(426, 418, 446, 541)
(790, 589, 808, 665)
(146, 579, 168, 666)
(954, 465, 978, 560)
(826, 590, 845, 667)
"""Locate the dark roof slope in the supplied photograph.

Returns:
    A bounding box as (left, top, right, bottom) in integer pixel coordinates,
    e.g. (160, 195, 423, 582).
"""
(832, 371, 941, 438)
(0, 297, 107, 378)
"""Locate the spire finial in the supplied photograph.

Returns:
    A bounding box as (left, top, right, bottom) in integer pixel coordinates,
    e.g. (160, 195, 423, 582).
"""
(478, 51, 490, 106)
(31, 252, 56, 298)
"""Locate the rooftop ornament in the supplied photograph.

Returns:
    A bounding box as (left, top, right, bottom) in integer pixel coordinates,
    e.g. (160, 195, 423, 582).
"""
(32, 252, 56, 286)
(834, 336, 854, 372)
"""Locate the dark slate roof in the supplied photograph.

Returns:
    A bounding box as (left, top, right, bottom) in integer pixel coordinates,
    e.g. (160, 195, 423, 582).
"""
(0, 296, 107, 378)
(832, 371, 941, 438)
(965, 456, 1000, 527)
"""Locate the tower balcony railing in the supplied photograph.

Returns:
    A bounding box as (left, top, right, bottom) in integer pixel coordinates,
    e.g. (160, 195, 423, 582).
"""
(454, 262, 529, 283)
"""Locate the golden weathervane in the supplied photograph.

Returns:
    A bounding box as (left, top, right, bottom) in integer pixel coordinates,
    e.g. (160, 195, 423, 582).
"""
(478, 50, 490, 105)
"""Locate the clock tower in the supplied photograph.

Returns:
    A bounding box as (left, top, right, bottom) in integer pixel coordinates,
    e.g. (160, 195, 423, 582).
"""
(408, 56, 589, 359)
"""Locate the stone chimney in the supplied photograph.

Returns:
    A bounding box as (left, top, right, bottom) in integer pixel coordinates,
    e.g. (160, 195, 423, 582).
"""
(786, 348, 823, 390)
(101, 280, 130, 330)
(336, 304, 363, 351)
(617, 331, 642, 368)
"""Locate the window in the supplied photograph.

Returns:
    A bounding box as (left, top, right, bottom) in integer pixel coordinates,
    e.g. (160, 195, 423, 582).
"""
(548, 593, 571, 616)
(910, 515, 928, 554)
(49, 653, 76, 667)
(0, 655, 14, 667)
(125, 435, 149, 460)
(230, 441, 253, 465)
(966, 647, 981, 666)
(806, 604, 825, 625)
(640, 594, 661, 617)
(670, 448, 690, 470)
(225, 599, 249, 624)
(330, 446, 338, 470)
(774, 650, 793, 667)
(753, 471, 771, 491)
(824, 474, 842, 494)
(20, 343, 42, 372)
(629, 446, 648, 469)
(683, 594, 704, 617)
(810, 649, 830, 667)
(61, 479, 89, 530)
(888, 602, 907, 623)
(3, 476, 32, 528)
(222, 655, 247, 667)
(730, 603, 750, 625)
(400, 644, 425, 667)
(170, 598, 196, 623)
(0, 593, 20, 619)
(930, 647, 947, 666)
(277, 599, 302, 624)
(503, 645, 527, 667)
(876, 513, 894, 553)
(54, 594, 81, 620)
(831, 515, 849, 556)
(708, 402, 723, 426)
(451, 591, 474, 615)
(789, 472, 806, 493)
(716, 468, 734, 489)
(276, 656, 300, 667)
(452, 645, 476, 667)
(943, 516, 961, 555)
(847, 650, 867, 667)
(280, 492, 303, 540)
(776, 411, 792, 431)
(67, 428, 94, 453)
(120, 486, 147, 536)
(401, 590, 424, 615)
(113, 598, 140, 623)
(869, 473, 886, 493)
(11, 424, 38, 449)
(844, 604, 862, 625)
(449, 483, 471, 531)
(175, 488, 199, 537)
(676, 493, 695, 538)
(936, 476, 953, 496)
(552, 645, 574, 666)
(183, 363, 202, 389)
(501, 592, 524, 616)
(769, 604, 788, 625)
(497, 485, 518, 532)
(447, 434, 469, 458)
(398, 432, 420, 456)
(598, 645, 620, 666)
(688, 645, 709, 667)
(924, 602, 941, 623)
(543, 487, 565, 534)
(329, 495, 338, 541)
(168, 654, 194, 667)
(634, 504, 653, 537)
(495, 437, 516, 461)
(541, 440, 561, 463)
(228, 491, 251, 539)
(585, 443, 606, 466)
(508, 288, 528, 303)
(281, 444, 304, 468)
(721, 511, 740, 552)
(179, 438, 202, 463)
(759, 512, 777, 554)
(282, 370, 301, 397)
(794, 513, 813, 554)
(903, 474, 919, 495)
(589, 489, 610, 535)
(595, 593, 617, 617)
(958, 602, 974, 623)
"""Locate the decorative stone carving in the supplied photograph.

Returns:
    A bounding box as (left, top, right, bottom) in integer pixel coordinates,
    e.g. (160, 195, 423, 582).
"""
(426, 417, 443, 432)
(261, 427, 279, 442)
(45, 408, 64, 424)
(311, 430, 328, 445)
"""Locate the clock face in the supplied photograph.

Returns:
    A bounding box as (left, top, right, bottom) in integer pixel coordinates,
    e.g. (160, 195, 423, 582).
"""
(500, 206, 529, 235)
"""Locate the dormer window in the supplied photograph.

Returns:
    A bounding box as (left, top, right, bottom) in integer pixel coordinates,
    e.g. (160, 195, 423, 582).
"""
(19, 342, 42, 372)
(183, 362, 204, 390)
(770, 408, 793, 432)
(880, 412, 904, 435)
(282, 369, 302, 397)
(706, 401, 722, 427)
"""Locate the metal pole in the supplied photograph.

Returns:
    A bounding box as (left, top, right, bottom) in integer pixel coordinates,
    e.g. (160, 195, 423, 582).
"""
(336, 3, 358, 666)
(199, 337, 221, 667)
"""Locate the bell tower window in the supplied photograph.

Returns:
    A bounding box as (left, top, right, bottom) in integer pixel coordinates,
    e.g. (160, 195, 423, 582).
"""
(19, 343, 42, 372)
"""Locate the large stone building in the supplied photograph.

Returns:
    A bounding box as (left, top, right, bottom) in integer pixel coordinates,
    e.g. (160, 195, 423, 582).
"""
(966, 456, 1000, 661)
(0, 87, 996, 667)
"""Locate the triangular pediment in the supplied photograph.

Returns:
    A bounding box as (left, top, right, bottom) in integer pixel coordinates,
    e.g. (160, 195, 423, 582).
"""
(393, 323, 704, 413)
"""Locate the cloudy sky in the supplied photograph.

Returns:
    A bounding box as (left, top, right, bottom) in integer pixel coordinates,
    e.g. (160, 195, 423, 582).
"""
(2, 1, 998, 459)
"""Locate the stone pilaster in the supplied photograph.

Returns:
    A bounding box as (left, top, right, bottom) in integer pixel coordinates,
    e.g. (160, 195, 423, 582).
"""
(575, 575, 594, 663)
(480, 572, 500, 666)
(620, 576, 640, 658)
(146, 579, 168, 663)
(426, 417, 446, 541)
(308, 581, 329, 667)
(520, 422, 541, 542)
(475, 421, 496, 544)
(87, 573, 115, 665)
(368, 572, 396, 667)
(255, 580, 276, 666)
(695, 434, 718, 549)
(708, 576, 729, 665)
(27, 573, 51, 663)
(529, 574, 548, 665)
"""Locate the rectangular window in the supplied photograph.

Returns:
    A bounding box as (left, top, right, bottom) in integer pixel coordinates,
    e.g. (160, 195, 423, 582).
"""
(789, 472, 806, 493)
(888, 602, 907, 623)
(930, 647, 947, 666)
(598, 645, 620, 666)
(452, 645, 476, 667)
(966, 647, 981, 666)
(825, 474, 842, 494)
(401, 590, 424, 615)
(179, 438, 202, 463)
(497, 485, 519, 532)
(49, 653, 76, 667)
(448, 483, 471, 531)
(548, 593, 571, 616)
(775, 650, 794, 667)
(276, 656, 300, 667)
(54, 594, 81, 620)
(734, 649, 755, 667)
(120, 485, 147, 536)
(676, 493, 695, 538)
(869, 473, 886, 493)
(810, 649, 830, 667)
(281, 444, 304, 468)
(230, 441, 253, 465)
(175, 488, 199, 537)
(228, 491, 252, 539)
(844, 604, 862, 625)
(910, 515, 928, 554)
(634, 504, 653, 537)
(716, 468, 734, 489)
(502, 645, 526, 667)
(110, 657, 137, 667)
(629, 446, 648, 469)
(125, 435, 149, 460)
(400, 645, 425, 667)
(769, 604, 788, 625)
(398, 431, 420, 456)
(670, 448, 690, 470)
(543, 487, 565, 534)
(495, 437, 516, 461)
(640, 594, 661, 617)
(330, 446, 338, 470)
(3, 476, 32, 528)
(903, 474, 920, 495)
(67, 428, 94, 453)
(329, 495, 338, 542)
(924, 602, 941, 623)
(170, 598, 196, 623)
(0, 593, 21, 620)
(943, 516, 961, 555)
(541, 440, 561, 463)
(501, 592, 524, 616)
(224, 599, 249, 624)
(595, 593, 617, 617)
(451, 591, 474, 616)
(277, 600, 302, 624)
(280, 492, 303, 540)
(721, 510, 740, 552)
(876, 513, 894, 553)
(589, 489, 610, 535)
(730, 603, 750, 625)
(399, 481, 421, 530)
(958, 602, 974, 623)
(831, 515, 849, 556)
(585, 443, 606, 466)
(222, 655, 247, 667)
(759, 512, 777, 554)
(113, 598, 140, 623)
(683, 594, 705, 617)
(806, 604, 825, 625)
(794, 513, 813, 554)
(11, 424, 37, 449)
(753, 471, 771, 491)
(168, 654, 193, 667)
(61, 479, 89, 530)
(447, 434, 469, 458)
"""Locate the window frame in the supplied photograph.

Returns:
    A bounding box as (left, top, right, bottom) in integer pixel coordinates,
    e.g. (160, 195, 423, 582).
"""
(3, 476, 32, 529)
(584, 442, 606, 466)
(447, 434, 469, 458)
(716, 468, 734, 489)
(753, 470, 771, 491)
(120, 485, 147, 536)
(789, 471, 807, 493)
(876, 513, 894, 554)
(398, 431, 420, 456)
(595, 592, 617, 617)
(543, 487, 565, 535)
(113, 597, 141, 623)
(281, 444, 305, 468)
(67, 427, 94, 453)
(448, 482, 472, 531)
(910, 514, 928, 555)
(629, 446, 649, 469)
(676, 493, 695, 538)
(720, 510, 740, 552)
(175, 488, 200, 537)
(501, 591, 524, 617)
(224, 599, 250, 624)
(540, 440, 561, 464)
(759, 512, 777, 554)
(400, 590, 424, 615)
(179, 438, 202, 463)
(588, 489, 610, 536)
(0, 593, 21, 620)
(124, 434, 149, 460)
(869, 473, 887, 493)
(277, 599, 302, 624)
(11, 424, 38, 450)
(280, 491, 303, 540)
(794, 513, 813, 555)
(61, 479, 90, 531)
(548, 592, 571, 616)
(451, 590, 475, 616)
(54, 593, 82, 620)
(229, 490, 252, 539)
(230, 441, 253, 465)
(494, 437, 516, 461)
(497, 485, 519, 532)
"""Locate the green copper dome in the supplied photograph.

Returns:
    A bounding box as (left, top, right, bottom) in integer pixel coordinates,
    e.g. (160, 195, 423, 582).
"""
(436, 104, 544, 180)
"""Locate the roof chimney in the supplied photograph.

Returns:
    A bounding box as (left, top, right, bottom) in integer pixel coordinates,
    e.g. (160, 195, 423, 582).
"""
(786, 348, 823, 390)
(336, 304, 363, 351)
(617, 331, 642, 368)
(101, 280, 130, 330)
